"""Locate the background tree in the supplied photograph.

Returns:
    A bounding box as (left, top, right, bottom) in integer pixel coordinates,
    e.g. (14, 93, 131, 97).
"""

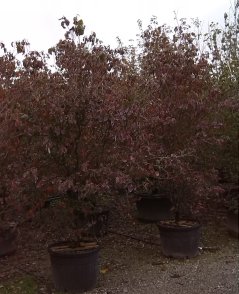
(207, 1, 239, 183)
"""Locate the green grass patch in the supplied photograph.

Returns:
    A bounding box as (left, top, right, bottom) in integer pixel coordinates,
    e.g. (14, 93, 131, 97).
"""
(0, 276, 38, 294)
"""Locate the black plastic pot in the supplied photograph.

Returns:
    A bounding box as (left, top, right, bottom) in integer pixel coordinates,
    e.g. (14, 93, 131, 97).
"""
(0, 223, 17, 257)
(227, 211, 239, 238)
(157, 220, 201, 258)
(48, 241, 100, 293)
(136, 195, 173, 222)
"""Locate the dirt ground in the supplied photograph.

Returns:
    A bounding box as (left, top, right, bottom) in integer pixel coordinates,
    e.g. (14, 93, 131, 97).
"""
(0, 204, 238, 294)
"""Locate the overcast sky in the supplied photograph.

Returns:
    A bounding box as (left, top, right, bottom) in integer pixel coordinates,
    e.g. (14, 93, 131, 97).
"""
(0, 0, 234, 51)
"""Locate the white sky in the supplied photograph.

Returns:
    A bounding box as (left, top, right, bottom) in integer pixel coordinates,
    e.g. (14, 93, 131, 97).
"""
(0, 0, 234, 51)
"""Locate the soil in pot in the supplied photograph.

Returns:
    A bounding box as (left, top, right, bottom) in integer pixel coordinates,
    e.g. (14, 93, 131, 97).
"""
(0, 222, 17, 257)
(157, 220, 201, 259)
(48, 240, 100, 293)
(136, 195, 173, 222)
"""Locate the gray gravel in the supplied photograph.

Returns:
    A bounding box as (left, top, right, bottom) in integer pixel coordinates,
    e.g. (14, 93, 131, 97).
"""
(1, 203, 238, 294)
(84, 221, 239, 294)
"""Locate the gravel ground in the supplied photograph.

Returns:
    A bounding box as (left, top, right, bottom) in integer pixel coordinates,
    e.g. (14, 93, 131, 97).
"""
(85, 221, 239, 294)
(0, 202, 238, 294)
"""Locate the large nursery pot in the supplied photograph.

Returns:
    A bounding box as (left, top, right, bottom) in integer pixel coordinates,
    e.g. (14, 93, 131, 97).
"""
(48, 240, 100, 293)
(136, 193, 173, 222)
(225, 187, 238, 239)
(227, 210, 238, 238)
(157, 220, 201, 258)
(0, 222, 17, 257)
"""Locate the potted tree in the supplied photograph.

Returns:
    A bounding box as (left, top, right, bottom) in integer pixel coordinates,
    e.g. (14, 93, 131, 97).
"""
(116, 18, 223, 258)
(0, 16, 128, 292)
(43, 16, 127, 289)
(156, 175, 203, 258)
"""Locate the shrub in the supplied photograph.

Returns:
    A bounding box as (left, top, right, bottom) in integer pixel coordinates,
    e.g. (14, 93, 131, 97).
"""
(116, 18, 222, 220)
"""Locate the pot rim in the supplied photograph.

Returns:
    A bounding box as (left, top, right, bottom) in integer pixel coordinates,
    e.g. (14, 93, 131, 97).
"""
(157, 219, 201, 232)
(136, 193, 171, 199)
(48, 240, 100, 256)
(74, 206, 110, 215)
